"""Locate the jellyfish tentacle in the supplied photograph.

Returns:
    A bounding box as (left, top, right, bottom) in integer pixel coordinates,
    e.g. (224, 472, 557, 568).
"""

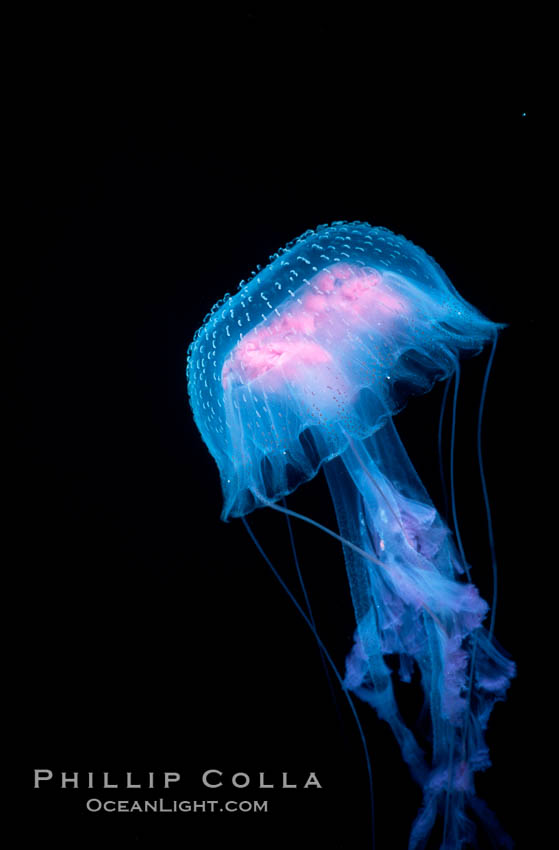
(262, 490, 451, 635)
(477, 333, 499, 639)
(241, 515, 376, 850)
(449, 362, 470, 577)
(256, 493, 388, 571)
(282, 499, 342, 725)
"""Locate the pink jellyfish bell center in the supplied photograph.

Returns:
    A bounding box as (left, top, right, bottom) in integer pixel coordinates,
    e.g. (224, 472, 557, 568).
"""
(221, 262, 407, 390)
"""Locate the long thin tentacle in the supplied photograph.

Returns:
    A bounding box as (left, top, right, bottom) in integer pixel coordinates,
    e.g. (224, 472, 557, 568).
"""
(282, 499, 341, 724)
(449, 362, 470, 579)
(241, 515, 376, 850)
(477, 333, 499, 640)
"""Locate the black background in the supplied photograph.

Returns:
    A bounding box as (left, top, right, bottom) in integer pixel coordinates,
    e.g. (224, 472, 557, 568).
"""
(15, 18, 542, 850)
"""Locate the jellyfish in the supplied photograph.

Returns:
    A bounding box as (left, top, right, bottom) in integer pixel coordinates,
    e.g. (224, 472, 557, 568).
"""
(186, 222, 515, 849)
